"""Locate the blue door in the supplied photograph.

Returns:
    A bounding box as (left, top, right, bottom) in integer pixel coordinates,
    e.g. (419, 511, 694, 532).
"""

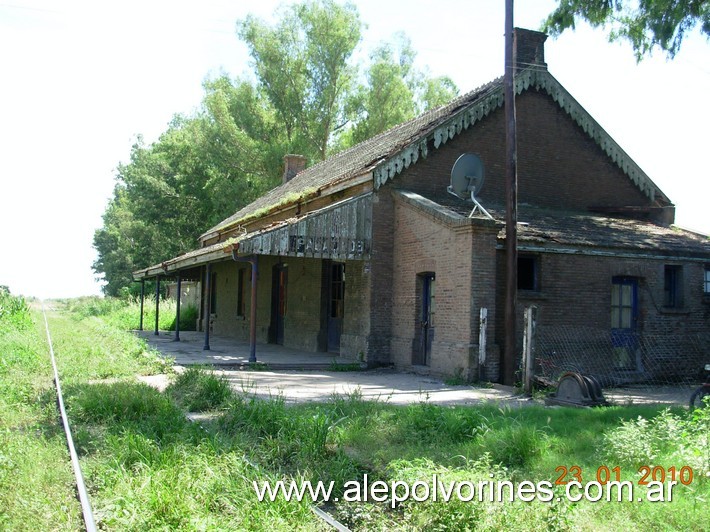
(611, 277, 639, 369)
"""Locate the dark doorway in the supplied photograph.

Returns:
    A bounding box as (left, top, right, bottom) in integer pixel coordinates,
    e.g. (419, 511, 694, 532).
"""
(327, 262, 345, 353)
(413, 272, 435, 365)
(611, 276, 639, 370)
(270, 264, 288, 345)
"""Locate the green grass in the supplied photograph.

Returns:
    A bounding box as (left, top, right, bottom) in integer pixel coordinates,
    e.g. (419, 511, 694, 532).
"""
(328, 360, 363, 372)
(1, 300, 326, 530)
(213, 392, 708, 531)
(65, 295, 198, 332)
(1, 295, 707, 530)
(67, 381, 324, 530)
(0, 292, 81, 530)
(165, 366, 233, 412)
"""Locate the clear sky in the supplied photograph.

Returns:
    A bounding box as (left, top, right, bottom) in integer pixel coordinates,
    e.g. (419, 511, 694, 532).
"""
(1, 0, 708, 299)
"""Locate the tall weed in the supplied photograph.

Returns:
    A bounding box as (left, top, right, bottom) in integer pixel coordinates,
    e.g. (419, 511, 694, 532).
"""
(165, 367, 233, 412)
(66, 295, 197, 332)
(602, 408, 710, 474)
(0, 287, 31, 330)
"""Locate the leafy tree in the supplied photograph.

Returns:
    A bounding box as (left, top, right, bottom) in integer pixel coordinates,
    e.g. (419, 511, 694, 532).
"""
(94, 0, 460, 295)
(93, 84, 281, 295)
(344, 34, 459, 146)
(421, 75, 459, 109)
(544, 0, 710, 59)
(238, 0, 362, 160)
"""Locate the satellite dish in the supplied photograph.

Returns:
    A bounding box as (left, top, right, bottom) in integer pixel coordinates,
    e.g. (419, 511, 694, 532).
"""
(449, 153, 485, 199)
(447, 153, 493, 220)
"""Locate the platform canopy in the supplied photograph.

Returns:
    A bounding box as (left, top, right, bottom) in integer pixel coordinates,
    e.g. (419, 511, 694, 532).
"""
(134, 193, 372, 280)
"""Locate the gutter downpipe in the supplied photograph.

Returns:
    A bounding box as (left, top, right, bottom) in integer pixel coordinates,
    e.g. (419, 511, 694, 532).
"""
(231, 248, 258, 363)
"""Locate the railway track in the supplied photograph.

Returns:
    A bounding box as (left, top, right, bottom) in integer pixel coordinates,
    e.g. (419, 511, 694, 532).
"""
(41, 302, 97, 532)
(40, 302, 349, 531)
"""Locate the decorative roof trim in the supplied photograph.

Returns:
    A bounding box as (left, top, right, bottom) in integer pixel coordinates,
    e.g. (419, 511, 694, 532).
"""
(373, 69, 663, 203)
(373, 85, 504, 189)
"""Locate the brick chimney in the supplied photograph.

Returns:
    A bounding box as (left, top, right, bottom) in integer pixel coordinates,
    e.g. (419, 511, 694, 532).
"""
(282, 154, 307, 184)
(514, 28, 547, 71)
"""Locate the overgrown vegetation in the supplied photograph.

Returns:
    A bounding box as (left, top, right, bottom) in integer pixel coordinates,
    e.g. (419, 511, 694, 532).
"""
(1, 298, 707, 529)
(93, 0, 459, 296)
(0, 286, 31, 330)
(165, 366, 233, 412)
(0, 291, 80, 529)
(65, 295, 198, 333)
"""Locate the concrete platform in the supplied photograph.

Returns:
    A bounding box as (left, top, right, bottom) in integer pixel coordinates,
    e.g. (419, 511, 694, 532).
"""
(214, 368, 520, 405)
(135, 330, 344, 369)
(134, 329, 523, 406)
(133, 331, 685, 407)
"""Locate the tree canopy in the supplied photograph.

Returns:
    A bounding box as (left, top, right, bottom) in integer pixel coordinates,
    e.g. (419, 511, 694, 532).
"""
(343, 34, 458, 147)
(93, 0, 459, 295)
(544, 0, 710, 59)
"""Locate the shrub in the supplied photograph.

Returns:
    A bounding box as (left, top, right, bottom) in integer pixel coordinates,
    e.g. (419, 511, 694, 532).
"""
(602, 408, 709, 474)
(167, 304, 198, 332)
(0, 287, 31, 330)
(64, 295, 129, 319)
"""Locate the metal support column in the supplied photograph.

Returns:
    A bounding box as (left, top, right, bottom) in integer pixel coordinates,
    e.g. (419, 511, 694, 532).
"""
(154, 275, 160, 336)
(478, 307, 488, 382)
(139, 279, 145, 331)
(174, 271, 181, 342)
(203, 264, 211, 351)
(248, 258, 258, 363)
(232, 251, 258, 363)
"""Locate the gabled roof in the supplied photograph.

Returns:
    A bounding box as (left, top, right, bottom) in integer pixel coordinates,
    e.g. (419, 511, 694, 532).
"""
(202, 67, 670, 242)
(201, 77, 501, 239)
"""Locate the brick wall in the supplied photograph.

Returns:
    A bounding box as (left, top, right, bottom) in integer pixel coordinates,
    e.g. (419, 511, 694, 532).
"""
(470, 228, 501, 382)
(496, 251, 710, 370)
(367, 191, 395, 364)
(378, 87, 661, 379)
(396, 90, 654, 213)
(340, 259, 371, 362)
(205, 261, 246, 338)
(389, 192, 500, 379)
(276, 256, 323, 351)
(209, 254, 372, 359)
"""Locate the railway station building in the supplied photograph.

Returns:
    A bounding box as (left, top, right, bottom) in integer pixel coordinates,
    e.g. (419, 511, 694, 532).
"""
(134, 29, 710, 383)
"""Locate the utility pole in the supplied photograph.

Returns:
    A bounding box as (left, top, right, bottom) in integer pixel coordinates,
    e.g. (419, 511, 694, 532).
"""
(503, 0, 518, 385)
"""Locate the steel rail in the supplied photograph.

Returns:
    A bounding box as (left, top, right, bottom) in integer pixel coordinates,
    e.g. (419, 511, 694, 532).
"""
(41, 302, 97, 532)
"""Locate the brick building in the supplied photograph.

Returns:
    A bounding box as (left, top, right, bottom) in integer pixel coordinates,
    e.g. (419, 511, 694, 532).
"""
(134, 29, 709, 383)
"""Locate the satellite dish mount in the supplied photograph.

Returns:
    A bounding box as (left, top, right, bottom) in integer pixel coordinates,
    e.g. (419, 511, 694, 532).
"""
(447, 153, 493, 220)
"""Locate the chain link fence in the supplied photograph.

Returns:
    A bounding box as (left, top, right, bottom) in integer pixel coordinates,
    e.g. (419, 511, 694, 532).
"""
(530, 323, 709, 406)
